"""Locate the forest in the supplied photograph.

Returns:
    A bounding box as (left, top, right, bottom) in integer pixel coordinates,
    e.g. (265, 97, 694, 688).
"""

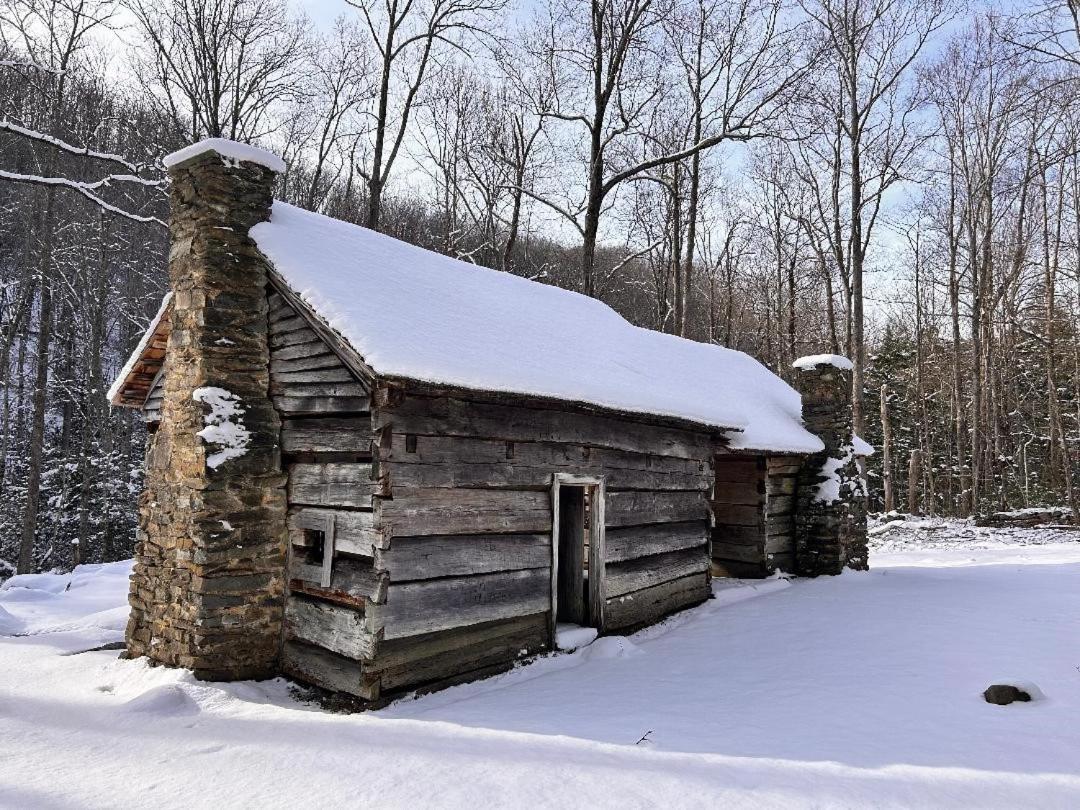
(0, 0, 1077, 576)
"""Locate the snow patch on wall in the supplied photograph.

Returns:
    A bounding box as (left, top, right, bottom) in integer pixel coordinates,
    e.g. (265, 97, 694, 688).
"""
(814, 440, 867, 504)
(192, 387, 251, 469)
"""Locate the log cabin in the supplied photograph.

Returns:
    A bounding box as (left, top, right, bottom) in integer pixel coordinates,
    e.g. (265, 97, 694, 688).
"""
(108, 139, 870, 703)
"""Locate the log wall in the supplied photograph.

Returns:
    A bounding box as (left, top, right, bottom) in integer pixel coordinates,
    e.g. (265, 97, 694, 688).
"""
(711, 454, 803, 577)
(268, 289, 381, 700)
(365, 387, 715, 695)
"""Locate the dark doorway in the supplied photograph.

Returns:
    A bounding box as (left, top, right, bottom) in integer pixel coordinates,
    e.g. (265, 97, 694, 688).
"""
(557, 484, 588, 625)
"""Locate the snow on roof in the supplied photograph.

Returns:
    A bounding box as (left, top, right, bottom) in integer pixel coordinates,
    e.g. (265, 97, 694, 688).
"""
(793, 353, 853, 371)
(163, 138, 286, 174)
(251, 203, 824, 454)
(106, 292, 172, 406)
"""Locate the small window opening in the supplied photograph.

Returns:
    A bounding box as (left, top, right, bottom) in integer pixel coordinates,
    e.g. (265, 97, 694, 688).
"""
(304, 529, 326, 566)
(406, 434, 418, 453)
(506, 441, 515, 459)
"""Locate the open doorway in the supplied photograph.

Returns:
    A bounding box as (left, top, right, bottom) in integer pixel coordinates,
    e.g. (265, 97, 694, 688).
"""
(551, 474, 605, 646)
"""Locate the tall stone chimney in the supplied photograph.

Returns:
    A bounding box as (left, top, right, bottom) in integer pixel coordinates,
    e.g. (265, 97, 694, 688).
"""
(125, 140, 288, 680)
(792, 354, 869, 576)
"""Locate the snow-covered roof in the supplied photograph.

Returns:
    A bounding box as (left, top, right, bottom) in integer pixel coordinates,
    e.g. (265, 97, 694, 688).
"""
(107, 292, 172, 406)
(793, 354, 853, 372)
(163, 138, 286, 173)
(250, 203, 824, 453)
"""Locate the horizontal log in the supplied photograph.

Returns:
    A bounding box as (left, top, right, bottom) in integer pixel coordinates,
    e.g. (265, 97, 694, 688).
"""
(381, 393, 715, 460)
(281, 640, 374, 699)
(282, 416, 371, 454)
(272, 381, 369, 398)
(378, 533, 551, 581)
(370, 568, 549, 640)
(284, 595, 375, 660)
(606, 490, 708, 527)
(271, 353, 347, 375)
(767, 494, 795, 514)
(604, 572, 709, 633)
(712, 502, 763, 527)
(605, 545, 709, 599)
(289, 463, 374, 508)
(377, 488, 552, 536)
(713, 459, 762, 483)
(712, 542, 765, 564)
(274, 395, 371, 416)
(605, 521, 709, 563)
(711, 559, 767, 579)
(765, 534, 792, 554)
(367, 613, 548, 692)
(274, 367, 358, 384)
(270, 325, 322, 349)
(712, 482, 762, 505)
(766, 476, 797, 496)
(288, 507, 379, 555)
(712, 524, 765, 546)
(289, 553, 387, 603)
(269, 314, 309, 335)
(271, 339, 335, 362)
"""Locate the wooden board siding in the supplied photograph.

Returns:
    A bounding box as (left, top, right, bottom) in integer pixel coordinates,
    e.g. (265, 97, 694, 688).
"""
(364, 386, 715, 690)
(764, 456, 801, 573)
(143, 370, 166, 424)
(710, 454, 803, 578)
(711, 455, 767, 578)
(270, 287, 381, 699)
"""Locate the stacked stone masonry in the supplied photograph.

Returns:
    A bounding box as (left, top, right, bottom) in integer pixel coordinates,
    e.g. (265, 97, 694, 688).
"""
(125, 152, 288, 680)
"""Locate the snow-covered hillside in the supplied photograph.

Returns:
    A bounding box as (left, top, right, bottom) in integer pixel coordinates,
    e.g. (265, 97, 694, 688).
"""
(2, 524, 1079, 809)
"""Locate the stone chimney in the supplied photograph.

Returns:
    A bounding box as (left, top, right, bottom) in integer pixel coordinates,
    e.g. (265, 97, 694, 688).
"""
(125, 140, 288, 680)
(792, 354, 869, 576)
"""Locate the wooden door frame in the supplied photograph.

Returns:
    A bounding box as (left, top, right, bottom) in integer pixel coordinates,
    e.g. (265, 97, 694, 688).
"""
(550, 473, 606, 645)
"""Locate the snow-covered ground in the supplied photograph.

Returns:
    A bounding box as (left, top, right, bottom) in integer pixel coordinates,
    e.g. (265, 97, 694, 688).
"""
(2, 522, 1079, 809)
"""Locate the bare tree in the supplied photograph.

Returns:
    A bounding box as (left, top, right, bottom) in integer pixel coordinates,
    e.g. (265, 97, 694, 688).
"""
(345, 0, 504, 231)
(127, 0, 308, 142)
(523, 0, 808, 298)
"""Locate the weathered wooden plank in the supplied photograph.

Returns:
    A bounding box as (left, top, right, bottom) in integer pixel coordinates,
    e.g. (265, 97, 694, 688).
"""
(712, 502, 763, 527)
(270, 325, 322, 349)
(712, 482, 763, 505)
(370, 568, 549, 640)
(289, 554, 387, 603)
(712, 542, 766, 564)
(272, 381, 369, 399)
(605, 521, 709, 563)
(274, 396, 371, 416)
(385, 458, 707, 493)
(274, 367, 358, 384)
(767, 495, 795, 514)
(764, 534, 792, 555)
(366, 613, 548, 692)
(281, 640, 374, 699)
(766, 476, 798, 496)
(270, 352, 347, 374)
(376, 488, 552, 536)
(382, 394, 715, 460)
(282, 416, 371, 454)
(289, 463, 374, 508)
(606, 490, 708, 527)
(284, 595, 375, 660)
(711, 559, 767, 578)
(269, 314, 310, 335)
(288, 507, 379, 555)
(712, 524, 765, 546)
(271, 339, 334, 362)
(377, 533, 551, 581)
(713, 459, 762, 483)
(605, 546, 708, 599)
(604, 572, 709, 632)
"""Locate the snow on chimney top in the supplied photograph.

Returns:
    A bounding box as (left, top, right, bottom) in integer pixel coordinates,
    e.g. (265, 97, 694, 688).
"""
(163, 138, 285, 174)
